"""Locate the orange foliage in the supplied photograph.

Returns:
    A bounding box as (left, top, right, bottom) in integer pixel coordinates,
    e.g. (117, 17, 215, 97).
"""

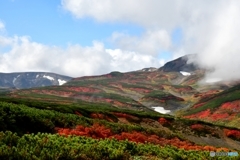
(158, 117, 169, 126)
(90, 113, 105, 119)
(185, 109, 211, 119)
(220, 101, 240, 112)
(224, 129, 240, 140)
(56, 123, 113, 139)
(55, 123, 229, 152)
(112, 112, 134, 119)
(191, 124, 205, 131)
(211, 112, 229, 121)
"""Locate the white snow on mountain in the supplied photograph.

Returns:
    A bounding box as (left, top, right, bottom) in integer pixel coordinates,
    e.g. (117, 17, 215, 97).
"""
(180, 71, 191, 76)
(13, 77, 17, 84)
(152, 106, 171, 114)
(58, 79, 67, 85)
(43, 75, 54, 81)
(36, 75, 39, 78)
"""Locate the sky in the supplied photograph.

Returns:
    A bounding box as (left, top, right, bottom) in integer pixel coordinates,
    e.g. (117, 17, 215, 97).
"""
(0, 0, 240, 81)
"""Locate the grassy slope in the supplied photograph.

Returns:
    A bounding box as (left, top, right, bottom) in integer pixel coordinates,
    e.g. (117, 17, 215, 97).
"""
(0, 100, 239, 159)
(6, 71, 202, 112)
(181, 84, 240, 128)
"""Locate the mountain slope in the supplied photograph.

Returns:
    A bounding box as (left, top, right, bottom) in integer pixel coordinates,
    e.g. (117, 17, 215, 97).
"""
(159, 54, 199, 72)
(181, 84, 240, 128)
(5, 70, 204, 112)
(1, 55, 239, 128)
(0, 72, 72, 89)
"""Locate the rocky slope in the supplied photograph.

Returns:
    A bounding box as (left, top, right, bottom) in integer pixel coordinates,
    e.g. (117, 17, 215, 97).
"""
(159, 54, 199, 72)
(0, 72, 72, 89)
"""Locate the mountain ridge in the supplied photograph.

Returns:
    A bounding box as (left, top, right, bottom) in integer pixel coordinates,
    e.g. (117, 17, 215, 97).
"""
(0, 72, 72, 89)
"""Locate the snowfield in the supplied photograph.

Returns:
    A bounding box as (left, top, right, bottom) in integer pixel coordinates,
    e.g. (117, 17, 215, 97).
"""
(180, 71, 191, 76)
(58, 79, 67, 85)
(43, 75, 54, 81)
(152, 106, 171, 114)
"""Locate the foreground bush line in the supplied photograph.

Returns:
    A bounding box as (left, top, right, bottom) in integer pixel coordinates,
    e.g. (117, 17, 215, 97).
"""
(0, 131, 224, 160)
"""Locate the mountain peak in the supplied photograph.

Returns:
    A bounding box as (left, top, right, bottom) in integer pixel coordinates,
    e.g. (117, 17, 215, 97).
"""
(158, 54, 199, 72)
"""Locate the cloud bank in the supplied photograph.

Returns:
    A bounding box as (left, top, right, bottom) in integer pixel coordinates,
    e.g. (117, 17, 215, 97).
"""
(0, 35, 162, 77)
(1, 1, 240, 81)
(62, 0, 240, 81)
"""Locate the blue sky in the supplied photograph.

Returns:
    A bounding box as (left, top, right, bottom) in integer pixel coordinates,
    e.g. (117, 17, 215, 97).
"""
(0, 0, 146, 47)
(0, 0, 239, 80)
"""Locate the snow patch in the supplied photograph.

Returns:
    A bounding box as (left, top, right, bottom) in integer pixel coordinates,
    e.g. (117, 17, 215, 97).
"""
(152, 106, 171, 114)
(58, 79, 67, 85)
(17, 75, 20, 78)
(43, 75, 54, 81)
(180, 71, 191, 76)
(13, 77, 17, 84)
(36, 75, 39, 78)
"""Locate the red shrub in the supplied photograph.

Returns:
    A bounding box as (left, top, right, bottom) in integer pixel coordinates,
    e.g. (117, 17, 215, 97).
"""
(224, 129, 240, 140)
(158, 117, 169, 125)
(191, 124, 205, 131)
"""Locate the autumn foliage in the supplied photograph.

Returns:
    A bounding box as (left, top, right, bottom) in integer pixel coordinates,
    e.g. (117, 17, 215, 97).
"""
(56, 123, 112, 139)
(55, 123, 229, 152)
(158, 117, 169, 126)
(191, 124, 205, 131)
(224, 129, 240, 140)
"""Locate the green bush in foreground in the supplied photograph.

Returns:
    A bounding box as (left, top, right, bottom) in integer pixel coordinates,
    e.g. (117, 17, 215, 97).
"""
(0, 131, 221, 160)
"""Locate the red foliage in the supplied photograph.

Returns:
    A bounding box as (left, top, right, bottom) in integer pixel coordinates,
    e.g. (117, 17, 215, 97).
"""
(56, 123, 113, 139)
(112, 132, 147, 143)
(128, 88, 151, 93)
(220, 101, 240, 112)
(191, 124, 205, 131)
(185, 109, 211, 119)
(193, 103, 205, 109)
(224, 129, 240, 140)
(158, 117, 169, 126)
(112, 112, 137, 120)
(211, 112, 229, 121)
(90, 113, 105, 119)
(55, 123, 229, 152)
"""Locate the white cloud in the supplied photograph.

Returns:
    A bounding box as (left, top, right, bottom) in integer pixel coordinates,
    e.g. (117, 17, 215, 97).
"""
(61, 0, 182, 28)
(62, 0, 240, 81)
(111, 29, 171, 55)
(0, 34, 162, 77)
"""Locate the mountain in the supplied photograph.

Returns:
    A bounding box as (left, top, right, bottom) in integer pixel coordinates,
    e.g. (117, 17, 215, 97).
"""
(0, 72, 72, 89)
(159, 54, 199, 72)
(0, 55, 240, 158)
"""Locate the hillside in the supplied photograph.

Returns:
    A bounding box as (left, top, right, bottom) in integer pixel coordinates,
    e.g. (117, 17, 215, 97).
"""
(180, 84, 240, 128)
(0, 100, 240, 159)
(0, 55, 239, 159)
(3, 70, 204, 112)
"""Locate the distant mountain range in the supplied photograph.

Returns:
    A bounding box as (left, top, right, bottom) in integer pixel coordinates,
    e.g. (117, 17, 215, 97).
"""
(0, 54, 198, 89)
(0, 72, 72, 89)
